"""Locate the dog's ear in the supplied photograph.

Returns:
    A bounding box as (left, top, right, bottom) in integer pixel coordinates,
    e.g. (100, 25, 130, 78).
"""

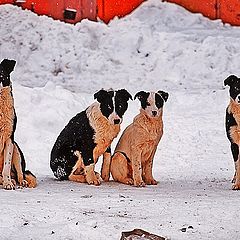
(94, 89, 109, 103)
(158, 90, 169, 102)
(117, 89, 133, 101)
(0, 59, 16, 75)
(224, 75, 238, 87)
(134, 91, 149, 102)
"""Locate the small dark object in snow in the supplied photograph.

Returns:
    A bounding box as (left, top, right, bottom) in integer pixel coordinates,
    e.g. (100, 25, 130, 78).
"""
(51, 231, 55, 234)
(188, 226, 193, 229)
(121, 229, 165, 240)
(23, 222, 28, 226)
(180, 227, 187, 232)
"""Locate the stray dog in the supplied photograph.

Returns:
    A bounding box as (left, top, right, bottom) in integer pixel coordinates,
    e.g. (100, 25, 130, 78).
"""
(224, 75, 240, 190)
(111, 90, 168, 187)
(0, 59, 37, 190)
(50, 89, 132, 185)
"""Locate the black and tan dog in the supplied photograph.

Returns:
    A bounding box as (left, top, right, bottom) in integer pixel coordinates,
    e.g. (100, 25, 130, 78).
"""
(111, 90, 168, 187)
(224, 75, 240, 190)
(0, 59, 37, 190)
(50, 89, 132, 185)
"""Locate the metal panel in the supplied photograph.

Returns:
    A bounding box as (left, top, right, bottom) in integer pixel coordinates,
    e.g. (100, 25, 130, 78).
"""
(220, 0, 240, 25)
(165, 0, 217, 19)
(97, 0, 145, 23)
(81, 0, 97, 21)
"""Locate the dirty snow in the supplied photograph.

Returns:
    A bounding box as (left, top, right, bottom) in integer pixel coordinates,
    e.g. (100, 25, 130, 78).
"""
(0, 0, 240, 239)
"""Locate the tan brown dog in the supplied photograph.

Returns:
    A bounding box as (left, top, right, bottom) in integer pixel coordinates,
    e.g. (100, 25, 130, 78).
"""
(111, 90, 168, 187)
(0, 59, 37, 190)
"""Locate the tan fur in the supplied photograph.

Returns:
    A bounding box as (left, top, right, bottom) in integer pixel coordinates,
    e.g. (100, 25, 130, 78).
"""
(111, 109, 163, 187)
(68, 103, 120, 185)
(0, 87, 14, 153)
(24, 172, 37, 188)
(0, 86, 37, 189)
(101, 151, 111, 181)
(0, 87, 15, 189)
(228, 99, 240, 190)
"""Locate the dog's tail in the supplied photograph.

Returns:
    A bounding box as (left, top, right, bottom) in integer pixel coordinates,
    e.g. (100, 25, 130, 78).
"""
(24, 170, 37, 188)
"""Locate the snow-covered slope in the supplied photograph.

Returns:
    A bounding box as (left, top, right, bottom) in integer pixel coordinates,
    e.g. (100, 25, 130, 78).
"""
(1, 0, 240, 92)
(0, 0, 240, 239)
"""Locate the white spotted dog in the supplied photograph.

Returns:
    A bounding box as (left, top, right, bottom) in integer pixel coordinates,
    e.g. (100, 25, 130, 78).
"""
(0, 59, 37, 190)
(111, 90, 168, 187)
(50, 89, 132, 186)
(224, 75, 240, 190)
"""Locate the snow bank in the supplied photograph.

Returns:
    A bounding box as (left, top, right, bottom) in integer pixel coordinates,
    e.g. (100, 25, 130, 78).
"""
(1, 1, 240, 92)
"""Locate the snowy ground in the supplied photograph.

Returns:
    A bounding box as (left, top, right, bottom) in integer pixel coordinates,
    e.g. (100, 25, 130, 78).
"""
(0, 0, 240, 239)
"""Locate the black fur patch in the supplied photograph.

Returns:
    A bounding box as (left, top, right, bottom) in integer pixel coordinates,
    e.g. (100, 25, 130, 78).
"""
(50, 110, 96, 180)
(134, 91, 150, 109)
(94, 89, 132, 120)
(224, 75, 240, 101)
(155, 94, 164, 109)
(0, 59, 16, 87)
(115, 89, 132, 118)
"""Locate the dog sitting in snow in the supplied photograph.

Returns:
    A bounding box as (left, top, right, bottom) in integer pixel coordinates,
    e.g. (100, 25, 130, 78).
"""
(50, 89, 132, 185)
(0, 59, 37, 190)
(111, 90, 168, 187)
(224, 75, 240, 190)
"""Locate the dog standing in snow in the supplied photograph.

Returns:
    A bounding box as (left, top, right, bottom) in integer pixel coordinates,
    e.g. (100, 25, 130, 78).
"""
(0, 59, 37, 190)
(111, 90, 168, 187)
(50, 89, 132, 185)
(224, 75, 240, 190)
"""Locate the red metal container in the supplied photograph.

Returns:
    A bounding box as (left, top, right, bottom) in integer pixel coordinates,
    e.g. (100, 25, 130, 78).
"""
(220, 0, 240, 26)
(165, 0, 217, 19)
(97, 0, 145, 23)
(0, 0, 97, 23)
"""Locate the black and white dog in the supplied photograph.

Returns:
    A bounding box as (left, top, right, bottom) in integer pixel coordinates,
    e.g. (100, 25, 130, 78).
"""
(50, 89, 132, 185)
(225, 75, 240, 190)
(0, 59, 37, 190)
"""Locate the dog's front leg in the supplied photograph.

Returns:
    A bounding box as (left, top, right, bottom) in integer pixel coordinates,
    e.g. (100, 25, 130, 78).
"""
(101, 147, 111, 181)
(85, 164, 101, 186)
(2, 138, 15, 190)
(12, 144, 28, 187)
(232, 146, 240, 190)
(143, 147, 158, 185)
(132, 151, 145, 187)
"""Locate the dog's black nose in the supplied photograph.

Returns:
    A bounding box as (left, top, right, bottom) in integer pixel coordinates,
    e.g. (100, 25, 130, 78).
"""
(152, 111, 157, 117)
(114, 119, 120, 124)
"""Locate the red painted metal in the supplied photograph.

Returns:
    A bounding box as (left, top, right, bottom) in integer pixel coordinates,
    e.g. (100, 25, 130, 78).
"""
(165, 0, 240, 26)
(1, 0, 240, 26)
(165, 0, 217, 19)
(0, 0, 97, 23)
(97, 0, 145, 23)
(220, 0, 240, 26)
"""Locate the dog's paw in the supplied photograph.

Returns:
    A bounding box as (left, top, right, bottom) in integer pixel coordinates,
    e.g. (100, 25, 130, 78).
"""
(3, 180, 16, 190)
(101, 173, 110, 182)
(144, 178, 158, 185)
(232, 182, 240, 190)
(125, 178, 134, 185)
(134, 180, 146, 187)
(19, 180, 28, 188)
(86, 176, 101, 186)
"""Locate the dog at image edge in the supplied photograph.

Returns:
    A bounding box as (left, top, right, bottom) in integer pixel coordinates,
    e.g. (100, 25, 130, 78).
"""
(111, 90, 168, 187)
(0, 59, 37, 190)
(50, 89, 132, 185)
(224, 75, 240, 190)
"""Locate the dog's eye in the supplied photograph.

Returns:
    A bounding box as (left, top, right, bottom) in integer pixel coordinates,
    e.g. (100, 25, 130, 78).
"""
(107, 105, 112, 110)
(146, 102, 150, 106)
